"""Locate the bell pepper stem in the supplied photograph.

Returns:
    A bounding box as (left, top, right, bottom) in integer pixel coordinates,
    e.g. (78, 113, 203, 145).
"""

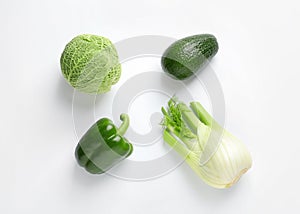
(117, 113, 130, 135)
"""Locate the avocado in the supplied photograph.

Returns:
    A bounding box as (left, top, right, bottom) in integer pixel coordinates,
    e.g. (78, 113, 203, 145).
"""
(161, 34, 218, 80)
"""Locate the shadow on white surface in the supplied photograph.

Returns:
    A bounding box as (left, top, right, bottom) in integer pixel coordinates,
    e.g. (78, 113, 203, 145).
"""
(72, 163, 109, 187)
(178, 162, 241, 200)
(56, 72, 109, 109)
(56, 74, 74, 105)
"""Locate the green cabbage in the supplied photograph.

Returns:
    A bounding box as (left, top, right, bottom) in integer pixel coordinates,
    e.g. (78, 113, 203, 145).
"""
(60, 34, 121, 94)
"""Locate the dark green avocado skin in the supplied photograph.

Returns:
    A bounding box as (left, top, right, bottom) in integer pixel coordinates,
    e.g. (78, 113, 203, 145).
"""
(161, 34, 218, 80)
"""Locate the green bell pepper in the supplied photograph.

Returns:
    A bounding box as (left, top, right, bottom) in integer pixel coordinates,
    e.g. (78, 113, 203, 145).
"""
(75, 114, 133, 174)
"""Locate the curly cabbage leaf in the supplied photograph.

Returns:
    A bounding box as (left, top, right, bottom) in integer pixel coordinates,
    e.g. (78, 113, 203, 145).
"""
(60, 34, 121, 94)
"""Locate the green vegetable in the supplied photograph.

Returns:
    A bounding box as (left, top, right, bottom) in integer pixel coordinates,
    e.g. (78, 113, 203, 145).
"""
(161, 98, 252, 188)
(75, 114, 133, 174)
(161, 34, 218, 80)
(60, 34, 121, 94)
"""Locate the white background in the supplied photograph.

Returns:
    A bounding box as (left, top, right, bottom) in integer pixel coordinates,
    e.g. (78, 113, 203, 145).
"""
(1, 0, 300, 213)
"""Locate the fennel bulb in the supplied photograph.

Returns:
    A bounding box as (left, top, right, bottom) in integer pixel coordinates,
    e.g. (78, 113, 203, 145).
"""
(162, 98, 252, 188)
